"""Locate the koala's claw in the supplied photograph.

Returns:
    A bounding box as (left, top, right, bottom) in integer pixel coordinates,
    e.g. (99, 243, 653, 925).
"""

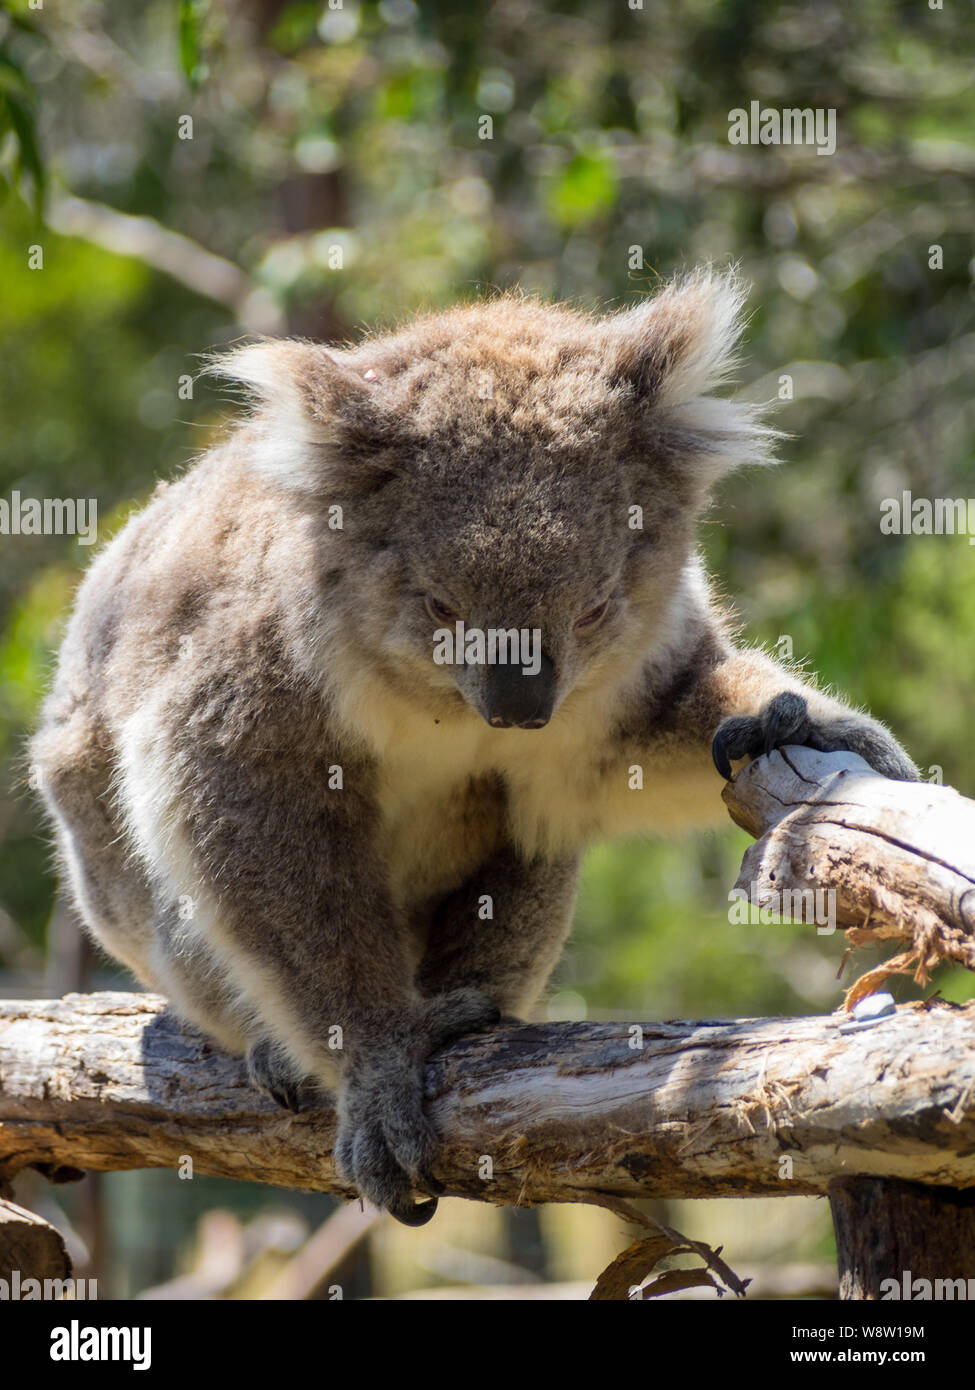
(393, 1196, 439, 1227)
(335, 987, 500, 1225)
(246, 1037, 310, 1114)
(712, 691, 918, 783)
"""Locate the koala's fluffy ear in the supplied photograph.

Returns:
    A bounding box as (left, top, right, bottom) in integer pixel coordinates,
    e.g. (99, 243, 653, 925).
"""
(604, 269, 777, 483)
(205, 340, 405, 495)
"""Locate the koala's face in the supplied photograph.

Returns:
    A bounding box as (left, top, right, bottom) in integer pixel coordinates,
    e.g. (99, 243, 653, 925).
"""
(225, 275, 770, 727)
(379, 423, 694, 731)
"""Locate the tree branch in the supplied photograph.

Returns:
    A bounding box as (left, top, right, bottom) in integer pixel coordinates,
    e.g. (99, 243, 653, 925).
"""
(1, 992, 974, 1204)
(46, 194, 284, 334)
(723, 746, 975, 1005)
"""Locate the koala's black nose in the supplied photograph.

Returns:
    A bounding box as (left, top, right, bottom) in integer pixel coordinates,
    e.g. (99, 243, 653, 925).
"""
(482, 652, 556, 730)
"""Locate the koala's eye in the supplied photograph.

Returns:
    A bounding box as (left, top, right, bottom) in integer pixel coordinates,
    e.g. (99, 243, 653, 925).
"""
(574, 601, 609, 631)
(426, 594, 461, 624)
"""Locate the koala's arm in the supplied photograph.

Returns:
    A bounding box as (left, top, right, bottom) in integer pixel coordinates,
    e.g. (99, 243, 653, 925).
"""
(671, 639, 918, 782)
(151, 731, 497, 1224)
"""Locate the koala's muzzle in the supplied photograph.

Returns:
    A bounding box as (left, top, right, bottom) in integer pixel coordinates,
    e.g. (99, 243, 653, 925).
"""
(482, 652, 556, 729)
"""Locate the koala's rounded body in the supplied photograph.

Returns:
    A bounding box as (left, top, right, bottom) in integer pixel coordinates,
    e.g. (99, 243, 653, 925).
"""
(32, 273, 916, 1222)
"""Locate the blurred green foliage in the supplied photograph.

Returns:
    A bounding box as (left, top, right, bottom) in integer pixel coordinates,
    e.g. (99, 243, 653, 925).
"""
(1, 0, 974, 1022)
(0, 10, 44, 219)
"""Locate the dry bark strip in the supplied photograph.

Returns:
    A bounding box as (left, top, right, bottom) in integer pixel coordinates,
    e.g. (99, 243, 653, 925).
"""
(1, 992, 975, 1204)
(723, 746, 975, 1004)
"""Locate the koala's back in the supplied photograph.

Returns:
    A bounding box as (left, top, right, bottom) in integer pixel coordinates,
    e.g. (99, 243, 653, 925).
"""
(44, 447, 298, 725)
(31, 440, 333, 986)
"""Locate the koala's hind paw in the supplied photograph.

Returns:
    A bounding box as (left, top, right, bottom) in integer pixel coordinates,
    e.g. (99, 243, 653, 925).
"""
(246, 1038, 321, 1114)
(712, 692, 918, 783)
(419, 987, 502, 1051)
(335, 988, 500, 1226)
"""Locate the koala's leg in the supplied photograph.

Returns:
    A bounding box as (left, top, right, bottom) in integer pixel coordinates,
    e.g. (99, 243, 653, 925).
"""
(154, 901, 332, 1107)
(31, 719, 157, 984)
(679, 645, 918, 783)
(417, 847, 581, 1018)
(150, 900, 255, 1054)
(129, 741, 498, 1225)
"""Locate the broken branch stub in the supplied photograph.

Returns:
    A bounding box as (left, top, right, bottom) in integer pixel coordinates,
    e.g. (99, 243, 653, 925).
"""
(722, 746, 975, 1006)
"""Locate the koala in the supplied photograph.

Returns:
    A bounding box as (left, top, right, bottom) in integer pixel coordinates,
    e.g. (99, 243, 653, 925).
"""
(32, 270, 916, 1224)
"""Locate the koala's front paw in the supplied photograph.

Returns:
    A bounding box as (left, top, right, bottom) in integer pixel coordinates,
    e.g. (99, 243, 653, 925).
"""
(712, 691, 918, 783)
(246, 1037, 324, 1113)
(334, 989, 500, 1227)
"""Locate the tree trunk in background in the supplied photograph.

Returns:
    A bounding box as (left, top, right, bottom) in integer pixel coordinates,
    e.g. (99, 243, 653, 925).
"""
(829, 1177, 975, 1300)
(250, 0, 348, 343)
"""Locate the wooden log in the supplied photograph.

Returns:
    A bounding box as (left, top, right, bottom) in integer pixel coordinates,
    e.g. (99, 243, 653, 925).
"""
(725, 747, 975, 1298)
(1, 992, 974, 1204)
(722, 746, 975, 1004)
(0, 1198, 72, 1287)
